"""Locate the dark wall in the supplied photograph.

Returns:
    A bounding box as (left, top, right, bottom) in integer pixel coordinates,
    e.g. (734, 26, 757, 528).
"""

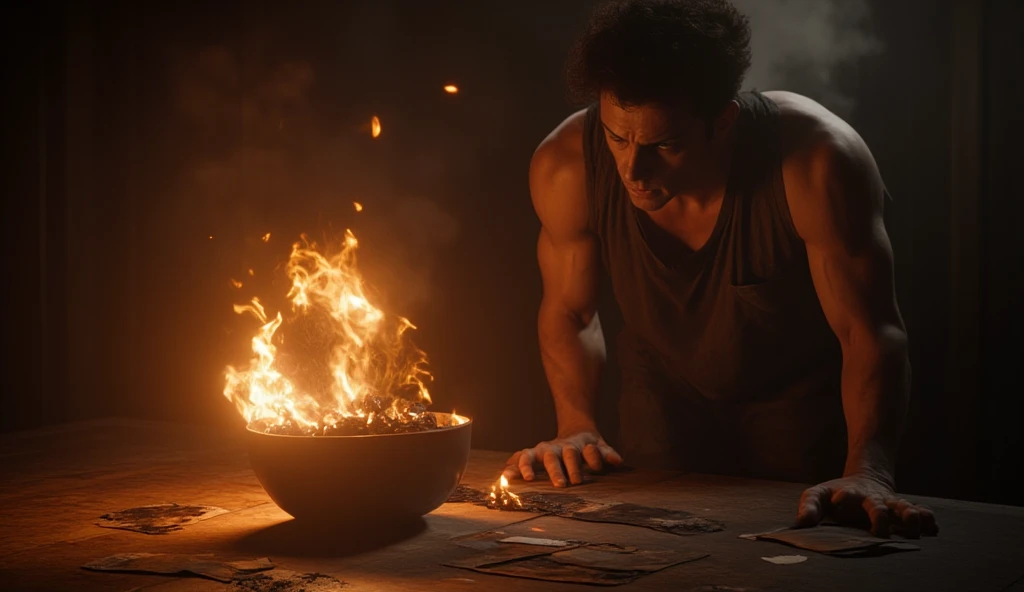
(2, 0, 1020, 504)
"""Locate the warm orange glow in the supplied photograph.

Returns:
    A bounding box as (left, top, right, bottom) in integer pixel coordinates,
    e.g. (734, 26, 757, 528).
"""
(231, 279, 243, 289)
(248, 269, 255, 277)
(443, 84, 459, 94)
(224, 231, 434, 432)
(353, 202, 363, 212)
(371, 116, 382, 138)
(262, 233, 271, 243)
(488, 475, 523, 509)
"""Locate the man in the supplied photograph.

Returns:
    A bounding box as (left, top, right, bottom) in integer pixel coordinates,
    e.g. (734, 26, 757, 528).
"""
(503, 0, 938, 538)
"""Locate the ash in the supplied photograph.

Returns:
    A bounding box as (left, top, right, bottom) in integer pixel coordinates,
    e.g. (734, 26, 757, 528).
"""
(236, 572, 345, 591)
(250, 399, 438, 436)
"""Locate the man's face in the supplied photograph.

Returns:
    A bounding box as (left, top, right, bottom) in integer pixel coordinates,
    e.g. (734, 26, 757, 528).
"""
(599, 92, 726, 212)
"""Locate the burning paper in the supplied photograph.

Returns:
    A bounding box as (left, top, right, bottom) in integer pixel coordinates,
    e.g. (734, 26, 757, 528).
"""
(224, 230, 453, 436)
(488, 475, 523, 510)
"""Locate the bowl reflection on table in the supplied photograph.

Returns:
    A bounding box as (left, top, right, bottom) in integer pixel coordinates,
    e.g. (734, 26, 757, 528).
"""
(246, 412, 472, 525)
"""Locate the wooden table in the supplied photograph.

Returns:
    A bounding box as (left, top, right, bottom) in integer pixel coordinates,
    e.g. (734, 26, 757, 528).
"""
(1, 419, 1021, 591)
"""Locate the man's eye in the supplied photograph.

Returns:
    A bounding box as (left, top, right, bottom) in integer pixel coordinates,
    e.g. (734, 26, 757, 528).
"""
(658, 142, 679, 151)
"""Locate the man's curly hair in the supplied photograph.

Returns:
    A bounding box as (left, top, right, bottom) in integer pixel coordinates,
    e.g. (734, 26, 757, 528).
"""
(565, 0, 752, 119)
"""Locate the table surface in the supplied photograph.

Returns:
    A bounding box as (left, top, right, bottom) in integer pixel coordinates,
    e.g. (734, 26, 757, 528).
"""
(1, 418, 1022, 592)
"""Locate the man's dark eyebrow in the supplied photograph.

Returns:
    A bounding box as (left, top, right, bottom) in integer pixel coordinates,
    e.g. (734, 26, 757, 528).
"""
(599, 122, 682, 146)
(600, 121, 623, 139)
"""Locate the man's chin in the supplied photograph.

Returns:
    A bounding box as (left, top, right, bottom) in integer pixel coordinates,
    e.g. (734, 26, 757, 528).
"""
(629, 194, 669, 212)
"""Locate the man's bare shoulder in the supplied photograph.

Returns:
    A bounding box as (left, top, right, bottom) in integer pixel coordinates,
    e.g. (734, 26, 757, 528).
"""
(763, 91, 885, 245)
(532, 109, 588, 182)
(763, 90, 862, 158)
(530, 109, 590, 235)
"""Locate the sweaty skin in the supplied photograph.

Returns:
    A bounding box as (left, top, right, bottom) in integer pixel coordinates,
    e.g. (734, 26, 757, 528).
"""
(503, 90, 938, 539)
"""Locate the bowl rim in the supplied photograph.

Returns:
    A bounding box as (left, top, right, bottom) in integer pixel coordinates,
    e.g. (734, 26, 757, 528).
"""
(245, 411, 472, 439)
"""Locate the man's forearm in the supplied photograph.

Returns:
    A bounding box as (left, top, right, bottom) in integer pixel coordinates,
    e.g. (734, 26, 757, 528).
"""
(538, 305, 606, 437)
(840, 324, 911, 482)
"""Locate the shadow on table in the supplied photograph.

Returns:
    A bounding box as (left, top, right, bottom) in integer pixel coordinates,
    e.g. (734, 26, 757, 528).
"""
(231, 516, 428, 558)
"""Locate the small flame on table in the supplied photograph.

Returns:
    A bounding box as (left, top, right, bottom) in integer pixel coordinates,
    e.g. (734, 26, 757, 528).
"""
(488, 475, 523, 510)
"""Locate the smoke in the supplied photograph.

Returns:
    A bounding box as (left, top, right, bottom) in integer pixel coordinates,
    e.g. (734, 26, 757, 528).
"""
(733, 0, 882, 116)
(170, 43, 460, 317)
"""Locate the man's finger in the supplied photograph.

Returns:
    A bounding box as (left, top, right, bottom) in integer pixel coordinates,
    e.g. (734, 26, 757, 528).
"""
(863, 495, 892, 538)
(563, 447, 585, 485)
(796, 485, 831, 528)
(597, 442, 624, 466)
(917, 505, 939, 536)
(543, 449, 568, 487)
(886, 498, 920, 539)
(517, 448, 537, 481)
(582, 444, 604, 471)
(900, 507, 921, 539)
(502, 458, 521, 481)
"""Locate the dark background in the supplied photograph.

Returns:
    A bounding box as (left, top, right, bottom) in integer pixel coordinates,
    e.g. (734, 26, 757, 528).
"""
(2, 0, 1020, 505)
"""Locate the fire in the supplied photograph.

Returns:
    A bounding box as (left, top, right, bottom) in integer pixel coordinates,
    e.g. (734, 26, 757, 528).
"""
(443, 84, 459, 94)
(488, 475, 523, 510)
(353, 202, 363, 212)
(223, 229, 436, 436)
(371, 116, 382, 138)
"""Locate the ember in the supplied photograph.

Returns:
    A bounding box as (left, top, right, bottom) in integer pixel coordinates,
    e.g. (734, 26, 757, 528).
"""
(224, 230, 460, 436)
(251, 400, 439, 437)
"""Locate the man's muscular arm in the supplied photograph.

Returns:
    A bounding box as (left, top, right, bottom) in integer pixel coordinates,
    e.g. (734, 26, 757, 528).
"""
(502, 111, 622, 487)
(778, 93, 937, 537)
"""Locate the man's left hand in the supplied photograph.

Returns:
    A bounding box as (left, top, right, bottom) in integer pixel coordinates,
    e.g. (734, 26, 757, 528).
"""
(796, 473, 939, 538)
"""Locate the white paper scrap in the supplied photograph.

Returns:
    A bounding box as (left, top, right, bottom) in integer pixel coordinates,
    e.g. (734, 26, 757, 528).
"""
(761, 554, 809, 565)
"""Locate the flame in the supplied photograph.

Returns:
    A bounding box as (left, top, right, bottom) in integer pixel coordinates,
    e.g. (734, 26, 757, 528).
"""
(224, 230, 435, 434)
(443, 84, 459, 94)
(371, 116, 382, 138)
(353, 202, 363, 212)
(488, 475, 523, 510)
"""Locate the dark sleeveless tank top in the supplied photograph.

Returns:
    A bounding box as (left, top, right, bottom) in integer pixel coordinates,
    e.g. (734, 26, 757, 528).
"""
(584, 91, 848, 483)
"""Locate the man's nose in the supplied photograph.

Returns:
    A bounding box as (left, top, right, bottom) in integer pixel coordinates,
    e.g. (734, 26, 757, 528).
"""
(623, 145, 655, 183)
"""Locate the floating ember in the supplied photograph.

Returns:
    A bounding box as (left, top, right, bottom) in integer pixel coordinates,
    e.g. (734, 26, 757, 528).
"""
(487, 475, 523, 511)
(224, 229, 462, 437)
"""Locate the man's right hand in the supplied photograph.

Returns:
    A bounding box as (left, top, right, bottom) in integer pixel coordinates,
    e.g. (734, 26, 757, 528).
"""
(502, 432, 624, 487)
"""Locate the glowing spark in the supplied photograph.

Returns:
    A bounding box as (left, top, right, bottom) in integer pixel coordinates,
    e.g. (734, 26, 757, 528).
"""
(443, 84, 459, 94)
(371, 116, 382, 138)
(353, 202, 363, 212)
(262, 233, 271, 242)
(231, 279, 243, 289)
(208, 235, 214, 240)
(248, 269, 255, 276)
